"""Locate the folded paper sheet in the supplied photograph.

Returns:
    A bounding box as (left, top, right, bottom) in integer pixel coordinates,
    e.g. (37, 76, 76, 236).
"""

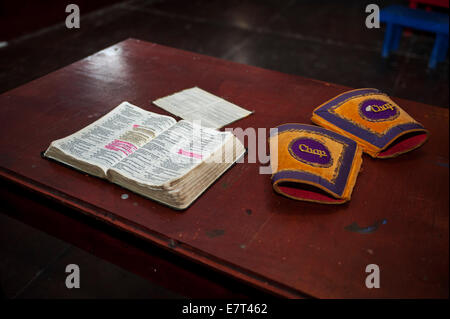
(269, 124, 363, 204)
(153, 87, 253, 129)
(311, 88, 428, 158)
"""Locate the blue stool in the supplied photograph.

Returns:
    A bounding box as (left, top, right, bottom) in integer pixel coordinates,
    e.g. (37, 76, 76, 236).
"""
(380, 5, 449, 69)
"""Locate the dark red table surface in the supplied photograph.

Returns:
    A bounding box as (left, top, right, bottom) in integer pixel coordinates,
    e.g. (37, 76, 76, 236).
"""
(0, 38, 448, 298)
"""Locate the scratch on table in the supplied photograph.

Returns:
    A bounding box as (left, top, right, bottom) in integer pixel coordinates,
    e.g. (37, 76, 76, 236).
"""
(244, 213, 274, 247)
(436, 161, 449, 168)
(221, 165, 248, 190)
(168, 238, 178, 248)
(193, 231, 199, 240)
(344, 219, 387, 234)
(436, 155, 449, 168)
(206, 229, 225, 238)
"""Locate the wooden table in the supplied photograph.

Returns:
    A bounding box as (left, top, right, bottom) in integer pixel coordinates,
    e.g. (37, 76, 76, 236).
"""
(0, 39, 448, 298)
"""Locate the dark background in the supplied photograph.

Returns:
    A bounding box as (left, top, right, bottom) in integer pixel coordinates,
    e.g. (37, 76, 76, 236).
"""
(0, 0, 448, 298)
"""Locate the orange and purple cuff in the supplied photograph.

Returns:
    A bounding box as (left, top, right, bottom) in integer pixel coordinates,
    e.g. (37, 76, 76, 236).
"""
(269, 124, 363, 204)
(311, 88, 428, 158)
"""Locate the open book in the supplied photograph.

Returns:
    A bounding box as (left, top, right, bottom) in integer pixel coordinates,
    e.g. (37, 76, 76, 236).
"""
(44, 102, 245, 210)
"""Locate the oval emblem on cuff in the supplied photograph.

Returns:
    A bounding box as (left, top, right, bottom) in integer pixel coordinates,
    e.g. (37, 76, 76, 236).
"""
(288, 137, 333, 167)
(359, 99, 400, 122)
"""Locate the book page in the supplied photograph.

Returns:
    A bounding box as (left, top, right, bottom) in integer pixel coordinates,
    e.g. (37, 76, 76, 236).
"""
(153, 87, 253, 129)
(46, 102, 176, 172)
(109, 120, 231, 187)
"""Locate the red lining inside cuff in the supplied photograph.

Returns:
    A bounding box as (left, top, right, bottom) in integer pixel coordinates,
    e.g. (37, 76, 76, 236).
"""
(378, 132, 427, 158)
(278, 185, 344, 203)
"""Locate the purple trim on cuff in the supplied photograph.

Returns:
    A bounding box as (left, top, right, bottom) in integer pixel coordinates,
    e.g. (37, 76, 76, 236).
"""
(271, 123, 356, 145)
